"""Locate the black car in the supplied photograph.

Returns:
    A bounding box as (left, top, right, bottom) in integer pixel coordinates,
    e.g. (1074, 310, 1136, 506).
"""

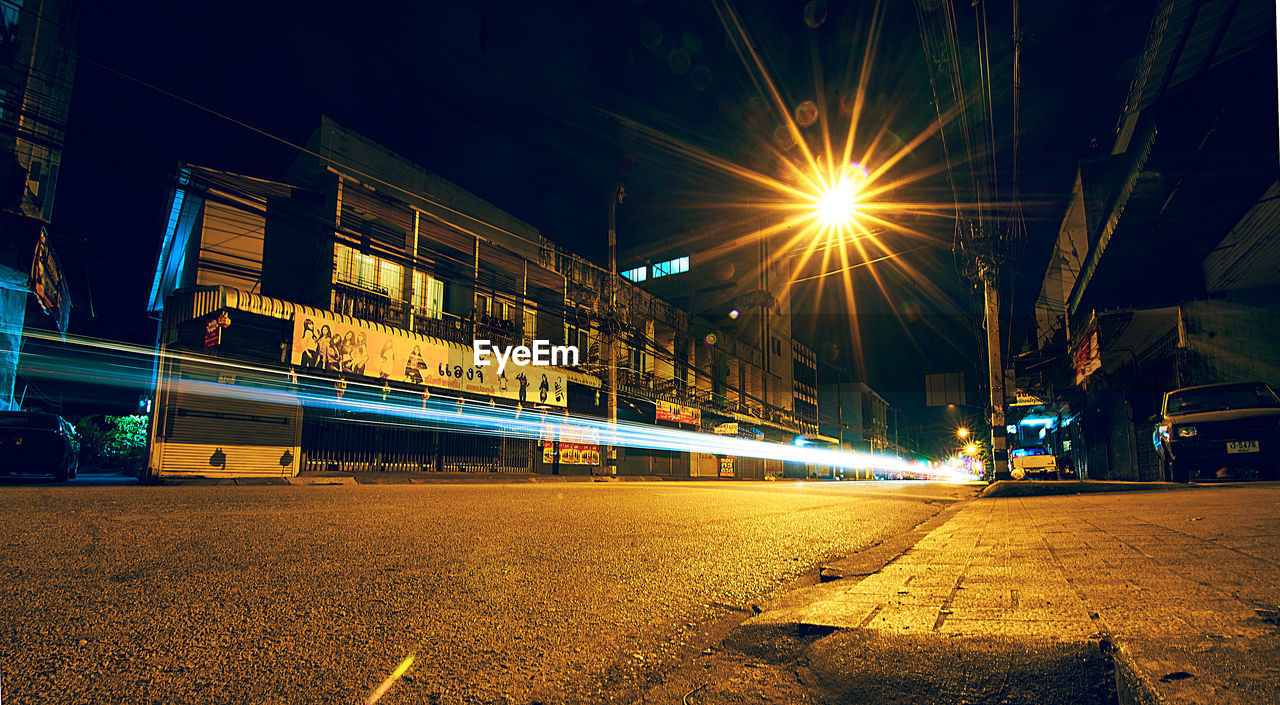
(1152, 382, 1280, 482)
(0, 411, 80, 481)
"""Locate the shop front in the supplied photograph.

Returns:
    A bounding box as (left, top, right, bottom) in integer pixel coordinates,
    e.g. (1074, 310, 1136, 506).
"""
(149, 286, 577, 478)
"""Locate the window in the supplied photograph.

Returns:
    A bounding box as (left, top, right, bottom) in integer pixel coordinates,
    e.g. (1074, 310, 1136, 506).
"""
(335, 243, 402, 298)
(380, 260, 403, 301)
(651, 256, 689, 279)
(621, 266, 647, 282)
(412, 270, 444, 318)
(523, 305, 537, 340)
(565, 324, 592, 362)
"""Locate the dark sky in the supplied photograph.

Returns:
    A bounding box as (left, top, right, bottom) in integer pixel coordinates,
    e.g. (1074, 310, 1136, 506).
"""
(54, 0, 1154, 427)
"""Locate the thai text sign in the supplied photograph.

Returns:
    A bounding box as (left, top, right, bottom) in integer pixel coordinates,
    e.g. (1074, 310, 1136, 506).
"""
(718, 457, 734, 477)
(656, 400, 701, 425)
(290, 311, 567, 406)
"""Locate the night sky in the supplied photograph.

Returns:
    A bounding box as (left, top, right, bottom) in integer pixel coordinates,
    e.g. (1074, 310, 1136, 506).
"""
(53, 0, 1154, 426)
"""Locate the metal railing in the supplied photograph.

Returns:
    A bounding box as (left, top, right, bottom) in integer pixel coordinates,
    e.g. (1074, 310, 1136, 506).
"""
(333, 282, 408, 328)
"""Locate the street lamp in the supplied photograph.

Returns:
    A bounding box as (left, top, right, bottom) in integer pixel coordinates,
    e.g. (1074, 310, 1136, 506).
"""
(957, 427, 970, 439)
(815, 178, 861, 227)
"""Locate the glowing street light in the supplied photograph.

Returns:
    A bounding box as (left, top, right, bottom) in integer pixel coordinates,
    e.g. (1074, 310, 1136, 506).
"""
(956, 427, 970, 439)
(814, 177, 861, 228)
(964, 443, 978, 456)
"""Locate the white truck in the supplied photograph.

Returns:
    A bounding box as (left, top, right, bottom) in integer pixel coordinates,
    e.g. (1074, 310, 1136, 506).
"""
(1010, 449, 1058, 480)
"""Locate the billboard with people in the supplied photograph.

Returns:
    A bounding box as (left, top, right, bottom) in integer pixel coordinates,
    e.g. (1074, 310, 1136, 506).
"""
(289, 312, 568, 407)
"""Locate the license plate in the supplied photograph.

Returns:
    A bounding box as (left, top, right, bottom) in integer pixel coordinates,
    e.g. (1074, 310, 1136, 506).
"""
(1227, 441, 1259, 454)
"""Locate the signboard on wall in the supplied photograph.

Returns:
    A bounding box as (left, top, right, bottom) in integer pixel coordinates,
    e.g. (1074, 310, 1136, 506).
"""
(542, 441, 601, 465)
(204, 311, 230, 349)
(539, 420, 601, 464)
(718, 456, 734, 477)
(29, 228, 70, 333)
(289, 311, 568, 406)
(1073, 323, 1101, 386)
(656, 400, 701, 425)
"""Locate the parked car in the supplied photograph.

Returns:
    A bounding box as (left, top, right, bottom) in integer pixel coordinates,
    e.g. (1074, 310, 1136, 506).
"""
(0, 411, 80, 481)
(1152, 382, 1280, 482)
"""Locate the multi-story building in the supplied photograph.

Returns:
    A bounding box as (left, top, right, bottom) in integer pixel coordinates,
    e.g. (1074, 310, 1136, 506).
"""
(1027, 0, 1277, 480)
(818, 381, 889, 454)
(617, 222, 819, 438)
(145, 117, 828, 479)
(0, 0, 76, 410)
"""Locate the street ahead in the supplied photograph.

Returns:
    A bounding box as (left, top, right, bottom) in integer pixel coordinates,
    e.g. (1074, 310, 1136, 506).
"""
(0, 480, 975, 704)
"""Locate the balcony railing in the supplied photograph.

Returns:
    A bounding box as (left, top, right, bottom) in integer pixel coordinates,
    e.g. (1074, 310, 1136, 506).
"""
(332, 282, 408, 328)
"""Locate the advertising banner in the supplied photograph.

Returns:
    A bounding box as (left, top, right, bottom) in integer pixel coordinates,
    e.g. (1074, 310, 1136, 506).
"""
(538, 420, 601, 464)
(656, 400, 701, 425)
(289, 311, 568, 406)
(541, 441, 601, 465)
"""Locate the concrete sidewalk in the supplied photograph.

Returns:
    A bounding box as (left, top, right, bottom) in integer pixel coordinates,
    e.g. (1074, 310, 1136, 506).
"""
(750, 483, 1280, 703)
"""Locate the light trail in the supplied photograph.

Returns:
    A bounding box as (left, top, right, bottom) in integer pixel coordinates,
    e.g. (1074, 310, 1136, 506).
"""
(15, 329, 954, 479)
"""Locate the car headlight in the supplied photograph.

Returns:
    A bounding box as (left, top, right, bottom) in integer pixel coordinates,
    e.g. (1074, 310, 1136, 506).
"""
(1177, 425, 1197, 438)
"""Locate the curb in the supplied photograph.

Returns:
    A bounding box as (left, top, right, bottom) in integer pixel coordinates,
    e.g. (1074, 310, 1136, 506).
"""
(980, 480, 1189, 498)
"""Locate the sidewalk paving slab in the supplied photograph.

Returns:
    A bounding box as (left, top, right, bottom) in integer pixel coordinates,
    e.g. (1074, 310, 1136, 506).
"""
(749, 484, 1280, 704)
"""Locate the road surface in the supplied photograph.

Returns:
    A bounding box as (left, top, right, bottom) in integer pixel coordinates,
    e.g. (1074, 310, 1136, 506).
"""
(0, 479, 975, 704)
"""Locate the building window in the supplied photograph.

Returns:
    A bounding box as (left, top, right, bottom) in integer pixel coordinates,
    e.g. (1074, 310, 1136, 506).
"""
(523, 305, 537, 340)
(651, 256, 689, 279)
(336, 243, 403, 299)
(621, 266, 647, 282)
(412, 270, 444, 318)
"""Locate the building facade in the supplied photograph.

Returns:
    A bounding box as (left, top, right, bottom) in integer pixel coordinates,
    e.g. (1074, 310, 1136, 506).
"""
(1026, 0, 1278, 480)
(0, 0, 75, 410)
(146, 117, 829, 479)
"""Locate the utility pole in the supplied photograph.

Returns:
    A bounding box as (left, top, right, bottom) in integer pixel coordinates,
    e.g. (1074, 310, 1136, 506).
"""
(604, 184, 625, 477)
(980, 259, 1009, 480)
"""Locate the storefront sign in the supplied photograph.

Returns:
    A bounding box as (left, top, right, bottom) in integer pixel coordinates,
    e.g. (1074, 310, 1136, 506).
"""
(204, 311, 230, 349)
(718, 457, 734, 478)
(656, 400, 701, 425)
(289, 311, 568, 406)
(713, 422, 738, 435)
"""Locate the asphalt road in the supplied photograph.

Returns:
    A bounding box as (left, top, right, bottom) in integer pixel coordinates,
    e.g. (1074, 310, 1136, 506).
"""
(0, 480, 976, 704)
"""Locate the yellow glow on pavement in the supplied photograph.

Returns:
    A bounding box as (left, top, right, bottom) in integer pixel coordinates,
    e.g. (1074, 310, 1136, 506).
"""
(365, 653, 415, 705)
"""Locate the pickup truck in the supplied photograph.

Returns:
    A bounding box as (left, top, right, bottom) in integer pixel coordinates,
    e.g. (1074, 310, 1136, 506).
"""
(1152, 382, 1280, 482)
(1010, 449, 1057, 480)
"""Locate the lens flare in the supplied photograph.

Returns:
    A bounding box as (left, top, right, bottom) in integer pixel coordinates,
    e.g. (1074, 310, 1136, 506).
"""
(794, 100, 819, 127)
(815, 177, 860, 226)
